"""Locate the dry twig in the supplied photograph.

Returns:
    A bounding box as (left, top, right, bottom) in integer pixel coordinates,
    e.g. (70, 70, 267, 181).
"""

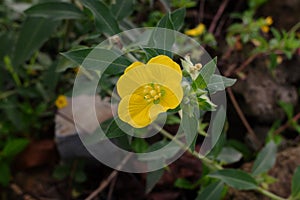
(274, 112, 300, 135)
(85, 153, 132, 200)
(208, 0, 230, 33)
(227, 88, 261, 147)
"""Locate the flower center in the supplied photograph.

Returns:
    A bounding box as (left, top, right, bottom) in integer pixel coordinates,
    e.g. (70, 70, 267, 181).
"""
(143, 83, 164, 104)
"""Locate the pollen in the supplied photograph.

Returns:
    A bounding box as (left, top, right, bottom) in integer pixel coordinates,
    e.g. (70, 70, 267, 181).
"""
(143, 84, 163, 104)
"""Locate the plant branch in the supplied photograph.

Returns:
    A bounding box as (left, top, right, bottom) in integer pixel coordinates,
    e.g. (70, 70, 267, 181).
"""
(227, 88, 261, 147)
(257, 187, 287, 200)
(152, 123, 222, 170)
(198, 0, 205, 23)
(85, 153, 132, 200)
(208, 0, 229, 33)
(153, 124, 286, 200)
(274, 112, 300, 135)
(234, 53, 258, 75)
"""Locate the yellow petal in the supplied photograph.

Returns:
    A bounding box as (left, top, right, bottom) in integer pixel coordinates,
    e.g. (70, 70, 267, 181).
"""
(265, 16, 273, 26)
(147, 55, 182, 75)
(261, 25, 269, 33)
(117, 65, 152, 98)
(185, 29, 197, 36)
(146, 63, 182, 98)
(124, 61, 145, 73)
(118, 94, 161, 128)
(117, 62, 182, 98)
(159, 86, 183, 110)
(185, 23, 205, 36)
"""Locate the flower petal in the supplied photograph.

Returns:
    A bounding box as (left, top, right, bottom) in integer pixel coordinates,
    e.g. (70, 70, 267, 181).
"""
(124, 61, 144, 73)
(117, 65, 152, 98)
(146, 64, 183, 99)
(148, 55, 181, 75)
(118, 94, 152, 128)
(159, 86, 183, 110)
(117, 62, 182, 98)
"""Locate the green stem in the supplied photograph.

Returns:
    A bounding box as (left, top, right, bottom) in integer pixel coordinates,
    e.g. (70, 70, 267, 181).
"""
(152, 123, 222, 170)
(4, 56, 21, 87)
(257, 187, 287, 200)
(152, 123, 287, 200)
(288, 21, 300, 35)
(0, 90, 16, 100)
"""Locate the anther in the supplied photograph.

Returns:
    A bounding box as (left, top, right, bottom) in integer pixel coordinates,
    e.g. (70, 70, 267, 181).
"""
(155, 85, 161, 92)
(150, 90, 157, 97)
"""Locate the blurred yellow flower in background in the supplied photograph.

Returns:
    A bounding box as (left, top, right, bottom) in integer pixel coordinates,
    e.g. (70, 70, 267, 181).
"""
(55, 95, 68, 109)
(261, 25, 270, 33)
(265, 16, 273, 26)
(261, 16, 273, 33)
(117, 55, 183, 128)
(185, 23, 206, 36)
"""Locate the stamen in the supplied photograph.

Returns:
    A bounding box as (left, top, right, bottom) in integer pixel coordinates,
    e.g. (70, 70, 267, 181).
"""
(143, 83, 163, 104)
(150, 90, 157, 97)
(155, 85, 161, 92)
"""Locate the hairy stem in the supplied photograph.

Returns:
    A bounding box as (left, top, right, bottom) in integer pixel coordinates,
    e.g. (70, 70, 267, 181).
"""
(152, 123, 287, 200)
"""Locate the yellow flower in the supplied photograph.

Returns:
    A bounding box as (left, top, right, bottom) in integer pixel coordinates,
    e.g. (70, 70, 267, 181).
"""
(117, 55, 183, 128)
(265, 16, 273, 26)
(185, 23, 205, 37)
(55, 95, 68, 109)
(261, 25, 270, 33)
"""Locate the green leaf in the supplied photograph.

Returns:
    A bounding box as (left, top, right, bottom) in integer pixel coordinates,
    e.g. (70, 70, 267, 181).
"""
(146, 168, 164, 193)
(269, 53, 278, 70)
(157, 12, 174, 30)
(208, 169, 258, 190)
(194, 57, 217, 89)
(198, 94, 217, 111)
(1, 100, 24, 131)
(138, 140, 180, 161)
(105, 119, 128, 139)
(292, 166, 300, 198)
(226, 139, 252, 160)
(111, 0, 135, 20)
(266, 120, 283, 144)
(278, 101, 294, 120)
(61, 48, 129, 74)
(210, 106, 226, 148)
(0, 32, 14, 64)
(42, 61, 60, 97)
(104, 56, 131, 75)
(216, 147, 242, 164)
(292, 123, 300, 134)
(182, 107, 198, 151)
(61, 48, 92, 64)
(0, 162, 10, 187)
(74, 170, 87, 183)
(148, 12, 175, 57)
(25, 2, 84, 20)
(170, 8, 186, 30)
(53, 165, 69, 180)
(131, 138, 149, 153)
(81, 0, 120, 35)
(207, 75, 236, 94)
(196, 181, 224, 200)
(174, 178, 195, 190)
(13, 17, 59, 67)
(248, 0, 268, 9)
(251, 141, 277, 176)
(2, 138, 29, 159)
